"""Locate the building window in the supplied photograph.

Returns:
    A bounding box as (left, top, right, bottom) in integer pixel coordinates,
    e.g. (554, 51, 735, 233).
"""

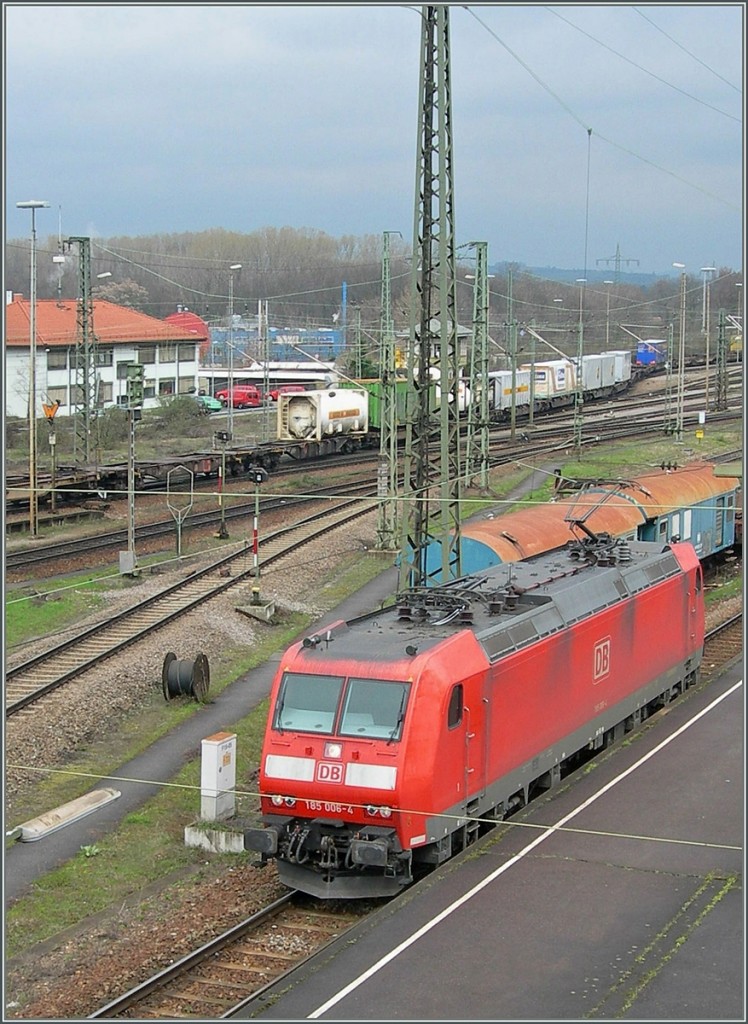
(117, 361, 132, 380)
(47, 349, 68, 371)
(178, 376, 195, 394)
(159, 343, 177, 363)
(159, 378, 176, 396)
(46, 386, 68, 407)
(96, 348, 113, 367)
(178, 343, 196, 361)
(97, 381, 113, 404)
(144, 379, 156, 399)
(137, 345, 156, 364)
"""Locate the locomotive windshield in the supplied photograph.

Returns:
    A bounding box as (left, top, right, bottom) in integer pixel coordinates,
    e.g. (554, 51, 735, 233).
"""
(274, 672, 344, 732)
(274, 672, 410, 740)
(339, 678, 410, 740)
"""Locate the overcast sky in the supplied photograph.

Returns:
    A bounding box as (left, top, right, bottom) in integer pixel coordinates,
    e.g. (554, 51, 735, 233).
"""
(4, 3, 744, 276)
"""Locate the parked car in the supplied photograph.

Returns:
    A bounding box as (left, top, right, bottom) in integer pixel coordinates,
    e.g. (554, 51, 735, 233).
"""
(264, 384, 307, 402)
(215, 385, 263, 408)
(192, 393, 223, 414)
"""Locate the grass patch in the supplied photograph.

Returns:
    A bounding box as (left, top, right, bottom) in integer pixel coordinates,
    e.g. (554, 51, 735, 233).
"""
(552, 428, 743, 483)
(705, 566, 742, 607)
(5, 569, 142, 648)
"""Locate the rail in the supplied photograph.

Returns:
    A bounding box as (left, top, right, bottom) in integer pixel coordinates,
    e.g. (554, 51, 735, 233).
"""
(5, 495, 376, 718)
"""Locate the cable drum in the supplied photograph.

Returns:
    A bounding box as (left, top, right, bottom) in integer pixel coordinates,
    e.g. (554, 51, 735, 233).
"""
(162, 651, 210, 703)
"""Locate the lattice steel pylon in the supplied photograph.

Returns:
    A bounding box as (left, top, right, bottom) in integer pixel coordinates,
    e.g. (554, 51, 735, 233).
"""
(714, 310, 728, 410)
(65, 236, 98, 463)
(596, 242, 639, 286)
(376, 230, 401, 551)
(465, 241, 490, 489)
(398, 4, 462, 589)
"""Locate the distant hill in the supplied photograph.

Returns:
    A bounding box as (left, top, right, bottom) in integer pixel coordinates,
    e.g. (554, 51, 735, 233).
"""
(489, 262, 668, 287)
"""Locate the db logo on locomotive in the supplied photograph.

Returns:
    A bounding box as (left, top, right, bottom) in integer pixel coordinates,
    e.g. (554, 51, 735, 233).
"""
(316, 761, 344, 783)
(594, 637, 611, 682)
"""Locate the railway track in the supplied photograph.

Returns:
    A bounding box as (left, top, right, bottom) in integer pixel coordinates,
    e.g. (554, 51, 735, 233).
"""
(5, 494, 376, 719)
(7, 399, 743, 577)
(701, 612, 743, 679)
(5, 479, 374, 573)
(89, 892, 368, 1020)
(5, 368, 742, 533)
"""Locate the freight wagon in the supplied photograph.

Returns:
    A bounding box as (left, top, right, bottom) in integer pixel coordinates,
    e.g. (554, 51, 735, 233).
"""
(423, 464, 740, 581)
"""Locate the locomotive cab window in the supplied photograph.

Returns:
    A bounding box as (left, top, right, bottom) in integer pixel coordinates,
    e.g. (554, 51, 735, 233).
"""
(340, 679, 410, 741)
(274, 672, 344, 733)
(448, 684, 463, 729)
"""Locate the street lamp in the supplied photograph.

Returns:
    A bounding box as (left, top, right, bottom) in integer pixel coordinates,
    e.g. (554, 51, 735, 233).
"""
(227, 263, 242, 441)
(700, 267, 716, 409)
(17, 199, 50, 539)
(603, 281, 614, 349)
(673, 263, 687, 443)
(573, 278, 586, 453)
(737, 283, 743, 364)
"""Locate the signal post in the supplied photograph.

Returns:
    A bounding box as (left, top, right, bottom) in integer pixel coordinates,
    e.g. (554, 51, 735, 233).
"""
(120, 363, 143, 576)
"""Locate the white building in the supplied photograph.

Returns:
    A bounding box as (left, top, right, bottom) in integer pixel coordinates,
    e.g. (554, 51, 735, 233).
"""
(5, 295, 207, 418)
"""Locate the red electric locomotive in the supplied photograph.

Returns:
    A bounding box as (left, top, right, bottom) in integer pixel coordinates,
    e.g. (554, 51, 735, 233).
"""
(244, 535, 705, 899)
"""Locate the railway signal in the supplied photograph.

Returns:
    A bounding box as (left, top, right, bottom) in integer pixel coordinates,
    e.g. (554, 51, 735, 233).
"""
(121, 364, 143, 575)
(43, 400, 60, 512)
(214, 430, 232, 539)
(250, 466, 268, 578)
(126, 363, 144, 408)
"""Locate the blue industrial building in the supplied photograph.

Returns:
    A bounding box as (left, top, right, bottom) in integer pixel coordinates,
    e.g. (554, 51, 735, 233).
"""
(207, 321, 345, 365)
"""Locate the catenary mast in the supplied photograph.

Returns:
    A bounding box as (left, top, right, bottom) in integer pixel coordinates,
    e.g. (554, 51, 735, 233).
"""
(377, 230, 401, 551)
(399, 4, 461, 589)
(65, 236, 98, 463)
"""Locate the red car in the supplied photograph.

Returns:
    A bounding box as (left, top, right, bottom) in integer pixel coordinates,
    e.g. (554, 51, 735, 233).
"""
(264, 384, 306, 402)
(215, 385, 262, 408)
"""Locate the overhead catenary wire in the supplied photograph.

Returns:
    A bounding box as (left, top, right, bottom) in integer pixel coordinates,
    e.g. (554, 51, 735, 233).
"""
(632, 6, 742, 93)
(461, 6, 741, 212)
(547, 6, 741, 123)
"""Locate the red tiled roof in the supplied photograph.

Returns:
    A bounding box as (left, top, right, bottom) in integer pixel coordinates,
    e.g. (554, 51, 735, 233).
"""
(164, 310, 210, 341)
(5, 296, 200, 347)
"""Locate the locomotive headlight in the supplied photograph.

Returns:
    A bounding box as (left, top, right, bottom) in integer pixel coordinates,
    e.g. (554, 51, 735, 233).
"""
(324, 741, 343, 758)
(271, 794, 297, 808)
(365, 804, 393, 818)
